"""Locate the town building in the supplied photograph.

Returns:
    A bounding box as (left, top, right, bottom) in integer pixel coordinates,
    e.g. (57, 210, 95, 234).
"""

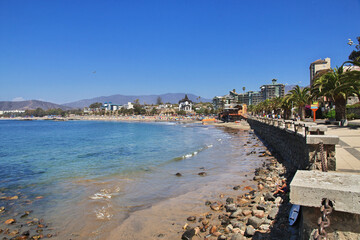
(102, 102, 122, 111)
(178, 95, 193, 111)
(214, 79, 284, 110)
(123, 102, 134, 110)
(309, 58, 331, 86)
(260, 79, 285, 100)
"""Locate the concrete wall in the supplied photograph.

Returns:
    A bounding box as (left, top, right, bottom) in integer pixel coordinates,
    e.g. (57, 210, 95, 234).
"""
(247, 117, 337, 171)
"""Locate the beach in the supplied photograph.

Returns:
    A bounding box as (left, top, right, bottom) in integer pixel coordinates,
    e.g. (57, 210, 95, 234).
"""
(0, 119, 296, 240)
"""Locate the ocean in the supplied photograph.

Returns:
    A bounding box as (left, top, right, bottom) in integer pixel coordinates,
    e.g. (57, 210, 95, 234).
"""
(0, 120, 265, 239)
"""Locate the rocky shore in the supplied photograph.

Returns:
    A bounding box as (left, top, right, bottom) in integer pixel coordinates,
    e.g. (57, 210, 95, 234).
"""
(0, 195, 55, 240)
(180, 130, 299, 240)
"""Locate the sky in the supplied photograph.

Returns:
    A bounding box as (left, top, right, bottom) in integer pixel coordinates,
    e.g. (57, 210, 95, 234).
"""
(0, 0, 359, 104)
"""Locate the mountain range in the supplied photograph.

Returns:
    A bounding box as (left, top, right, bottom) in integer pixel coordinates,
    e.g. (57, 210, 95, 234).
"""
(0, 100, 73, 111)
(0, 93, 212, 111)
(62, 93, 211, 108)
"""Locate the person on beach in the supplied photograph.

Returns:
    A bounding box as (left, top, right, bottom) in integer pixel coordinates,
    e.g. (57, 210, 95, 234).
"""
(274, 179, 287, 194)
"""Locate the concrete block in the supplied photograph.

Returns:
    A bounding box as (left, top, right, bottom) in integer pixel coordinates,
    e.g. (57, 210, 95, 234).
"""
(306, 135, 339, 145)
(307, 125, 327, 133)
(290, 170, 360, 214)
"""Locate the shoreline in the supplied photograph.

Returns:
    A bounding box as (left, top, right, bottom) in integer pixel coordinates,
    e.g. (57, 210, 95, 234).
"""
(0, 119, 294, 240)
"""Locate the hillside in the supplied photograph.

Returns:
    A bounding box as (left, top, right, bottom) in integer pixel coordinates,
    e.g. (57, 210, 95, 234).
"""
(0, 100, 73, 111)
(62, 93, 211, 108)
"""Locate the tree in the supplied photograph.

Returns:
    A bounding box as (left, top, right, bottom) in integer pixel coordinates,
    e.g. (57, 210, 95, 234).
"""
(348, 36, 360, 61)
(156, 97, 163, 105)
(289, 85, 310, 120)
(312, 67, 360, 121)
(89, 102, 103, 109)
(281, 95, 293, 120)
(242, 87, 245, 93)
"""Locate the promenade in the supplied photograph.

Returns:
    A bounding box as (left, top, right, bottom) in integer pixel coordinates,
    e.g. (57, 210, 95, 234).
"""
(325, 120, 360, 174)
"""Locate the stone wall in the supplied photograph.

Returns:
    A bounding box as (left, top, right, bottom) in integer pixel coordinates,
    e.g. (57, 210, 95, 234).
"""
(247, 117, 338, 171)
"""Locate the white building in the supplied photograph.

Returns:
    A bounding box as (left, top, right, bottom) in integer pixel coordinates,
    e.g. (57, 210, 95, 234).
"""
(310, 58, 331, 86)
(178, 95, 193, 111)
(123, 102, 134, 109)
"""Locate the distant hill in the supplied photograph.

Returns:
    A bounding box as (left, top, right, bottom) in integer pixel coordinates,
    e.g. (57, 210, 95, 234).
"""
(284, 85, 308, 94)
(0, 100, 73, 111)
(62, 93, 211, 108)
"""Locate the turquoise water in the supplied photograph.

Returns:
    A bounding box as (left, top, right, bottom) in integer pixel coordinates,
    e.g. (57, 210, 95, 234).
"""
(0, 120, 263, 239)
(0, 120, 216, 195)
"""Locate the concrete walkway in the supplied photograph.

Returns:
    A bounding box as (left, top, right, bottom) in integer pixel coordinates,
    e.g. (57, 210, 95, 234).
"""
(325, 121, 360, 174)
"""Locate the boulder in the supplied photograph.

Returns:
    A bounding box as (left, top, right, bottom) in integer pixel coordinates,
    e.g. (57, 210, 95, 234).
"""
(245, 225, 256, 236)
(231, 233, 245, 240)
(268, 207, 279, 220)
(264, 192, 275, 201)
(247, 216, 264, 228)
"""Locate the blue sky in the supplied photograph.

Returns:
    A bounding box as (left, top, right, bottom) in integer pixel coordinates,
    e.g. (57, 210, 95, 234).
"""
(0, 0, 359, 104)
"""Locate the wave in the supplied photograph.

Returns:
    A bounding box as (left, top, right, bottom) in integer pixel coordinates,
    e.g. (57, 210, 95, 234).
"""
(94, 205, 113, 220)
(170, 144, 213, 162)
(89, 187, 121, 200)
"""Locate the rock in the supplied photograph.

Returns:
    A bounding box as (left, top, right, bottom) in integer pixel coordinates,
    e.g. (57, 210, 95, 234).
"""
(274, 196, 283, 204)
(237, 199, 249, 207)
(187, 216, 196, 222)
(210, 202, 222, 211)
(264, 218, 272, 224)
(213, 232, 222, 237)
(230, 220, 245, 230)
(225, 204, 237, 212)
(218, 235, 227, 240)
(175, 173, 182, 177)
(198, 172, 207, 176)
(205, 200, 211, 206)
(181, 227, 199, 240)
(264, 192, 275, 201)
(268, 207, 279, 220)
(253, 176, 261, 181)
(4, 219, 15, 225)
(243, 186, 254, 191)
(232, 228, 241, 234)
(252, 210, 265, 218)
(225, 224, 233, 232)
(8, 196, 18, 200)
(202, 219, 209, 226)
(259, 224, 270, 231)
(22, 230, 30, 236)
(9, 230, 19, 236)
(245, 225, 256, 236)
(242, 209, 252, 216)
(233, 186, 240, 190)
(230, 209, 242, 218)
(247, 216, 264, 228)
(206, 213, 212, 219)
(257, 204, 267, 211)
(210, 225, 217, 234)
(226, 197, 234, 204)
(230, 233, 244, 240)
(257, 183, 264, 191)
(0, 206, 4, 213)
(47, 234, 53, 238)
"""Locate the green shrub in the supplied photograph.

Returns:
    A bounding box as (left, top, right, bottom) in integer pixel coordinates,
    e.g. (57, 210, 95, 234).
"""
(346, 113, 359, 120)
(326, 109, 335, 119)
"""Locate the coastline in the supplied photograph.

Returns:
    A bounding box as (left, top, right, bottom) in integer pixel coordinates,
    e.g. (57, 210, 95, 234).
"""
(106, 121, 297, 239)
(0, 119, 295, 240)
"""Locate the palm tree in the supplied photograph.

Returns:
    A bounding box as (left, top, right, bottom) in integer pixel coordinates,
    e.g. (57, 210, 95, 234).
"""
(281, 95, 293, 120)
(289, 85, 310, 120)
(312, 66, 360, 121)
(242, 87, 246, 93)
